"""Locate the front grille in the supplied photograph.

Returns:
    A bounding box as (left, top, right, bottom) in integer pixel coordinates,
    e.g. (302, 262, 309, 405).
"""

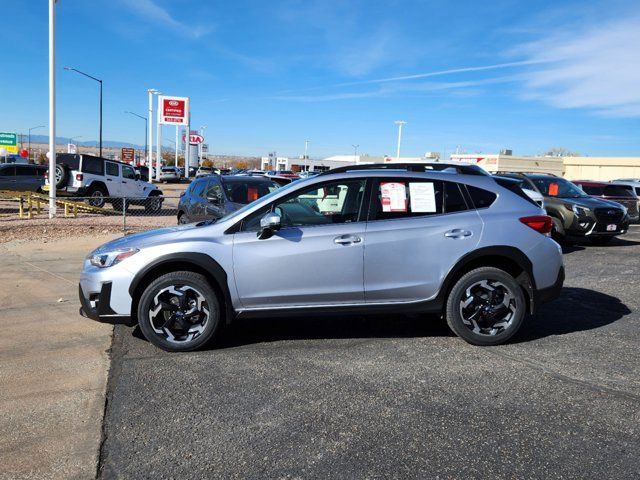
(594, 207, 624, 224)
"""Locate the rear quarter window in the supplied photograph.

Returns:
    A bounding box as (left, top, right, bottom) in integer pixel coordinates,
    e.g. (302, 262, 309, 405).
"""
(81, 156, 104, 175)
(467, 185, 497, 209)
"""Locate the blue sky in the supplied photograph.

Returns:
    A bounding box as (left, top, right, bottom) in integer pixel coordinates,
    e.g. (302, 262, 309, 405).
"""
(1, 0, 639, 158)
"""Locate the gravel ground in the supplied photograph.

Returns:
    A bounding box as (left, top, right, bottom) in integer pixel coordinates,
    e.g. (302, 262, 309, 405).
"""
(0, 215, 175, 244)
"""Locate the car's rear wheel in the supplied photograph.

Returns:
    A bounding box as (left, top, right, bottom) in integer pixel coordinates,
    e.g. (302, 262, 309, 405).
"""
(54, 164, 68, 189)
(445, 267, 526, 346)
(177, 212, 189, 224)
(138, 271, 221, 352)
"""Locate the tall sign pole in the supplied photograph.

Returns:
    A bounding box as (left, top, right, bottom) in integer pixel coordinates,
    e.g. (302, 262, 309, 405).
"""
(175, 125, 179, 165)
(395, 120, 407, 160)
(156, 120, 162, 182)
(48, 0, 56, 218)
(185, 112, 191, 179)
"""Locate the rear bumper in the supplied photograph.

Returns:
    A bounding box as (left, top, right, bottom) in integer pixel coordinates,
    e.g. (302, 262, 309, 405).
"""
(79, 282, 132, 325)
(533, 266, 564, 310)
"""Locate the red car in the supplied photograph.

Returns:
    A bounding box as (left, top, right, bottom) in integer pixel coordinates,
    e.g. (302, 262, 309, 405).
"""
(573, 180, 639, 222)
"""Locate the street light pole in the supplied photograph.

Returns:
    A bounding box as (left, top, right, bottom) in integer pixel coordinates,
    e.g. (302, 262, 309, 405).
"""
(304, 139, 309, 171)
(125, 111, 148, 160)
(394, 120, 407, 160)
(199, 125, 207, 167)
(147, 89, 160, 169)
(64, 67, 103, 157)
(28, 125, 45, 162)
(352, 144, 359, 164)
(48, 0, 56, 218)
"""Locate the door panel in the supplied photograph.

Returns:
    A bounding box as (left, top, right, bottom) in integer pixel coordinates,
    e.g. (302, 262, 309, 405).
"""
(232, 223, 366, 309)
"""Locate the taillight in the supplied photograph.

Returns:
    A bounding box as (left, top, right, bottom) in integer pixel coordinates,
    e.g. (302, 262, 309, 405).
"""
(520, 215, 553, 236)
(75, 173, 83, 181)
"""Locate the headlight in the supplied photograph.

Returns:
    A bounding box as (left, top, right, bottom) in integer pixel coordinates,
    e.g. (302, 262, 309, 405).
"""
(571, 204, 590, 216)
(89, 247, 139, 268)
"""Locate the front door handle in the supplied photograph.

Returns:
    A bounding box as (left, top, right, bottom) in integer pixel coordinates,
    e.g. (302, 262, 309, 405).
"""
(334, 234, 362, 245)
(444, 229, 472, 239)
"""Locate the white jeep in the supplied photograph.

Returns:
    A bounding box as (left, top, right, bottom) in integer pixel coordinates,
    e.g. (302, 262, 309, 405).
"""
(46, 154, 163, 211)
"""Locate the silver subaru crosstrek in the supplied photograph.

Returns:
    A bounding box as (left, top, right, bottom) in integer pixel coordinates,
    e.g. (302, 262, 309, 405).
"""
(79, 163, 564, 352)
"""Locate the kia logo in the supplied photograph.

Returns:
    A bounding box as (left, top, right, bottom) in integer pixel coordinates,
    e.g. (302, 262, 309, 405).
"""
(168, 100, 179, 106)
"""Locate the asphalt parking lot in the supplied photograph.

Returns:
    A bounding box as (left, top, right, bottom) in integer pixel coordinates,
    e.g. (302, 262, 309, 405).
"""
(98, 228, 640, 479)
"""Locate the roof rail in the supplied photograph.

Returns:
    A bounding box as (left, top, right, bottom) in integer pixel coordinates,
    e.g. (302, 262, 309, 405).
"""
(318, 162, 488, 177)
(495, 170, 559, 177)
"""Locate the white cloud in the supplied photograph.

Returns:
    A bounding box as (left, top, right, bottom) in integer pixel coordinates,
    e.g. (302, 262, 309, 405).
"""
(514, 15, 640, 117)
(121, 0, 212, 38)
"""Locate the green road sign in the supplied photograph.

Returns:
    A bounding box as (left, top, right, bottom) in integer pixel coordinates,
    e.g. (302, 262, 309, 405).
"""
(0, 132, 17, 147)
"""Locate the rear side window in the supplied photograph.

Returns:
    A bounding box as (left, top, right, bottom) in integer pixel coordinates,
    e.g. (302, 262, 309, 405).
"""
(15, 165, 36, 176)
(603, 185, 634, 197)
(580, 185, 604, 195)
(444, 182, 468, 213)
(81, 156, 104, 175)
(467, 186, 497, 209)
(105, 162, 119, 177)
(372, 179, 444, 220)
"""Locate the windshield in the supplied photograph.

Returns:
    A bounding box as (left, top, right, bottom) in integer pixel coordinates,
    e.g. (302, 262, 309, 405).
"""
(532, 177, 587, 198)
(217, 180, 300, 223)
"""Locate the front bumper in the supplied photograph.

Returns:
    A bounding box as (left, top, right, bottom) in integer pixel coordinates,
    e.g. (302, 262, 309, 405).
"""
(79, 282, 133, 324)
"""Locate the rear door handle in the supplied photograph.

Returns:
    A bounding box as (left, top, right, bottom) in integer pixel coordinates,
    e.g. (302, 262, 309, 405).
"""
(334, 234, 362, 245)
(444, 229, 472, 239)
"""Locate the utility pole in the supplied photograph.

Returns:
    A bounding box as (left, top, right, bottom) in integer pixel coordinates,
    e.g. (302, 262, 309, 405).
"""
(394, 120, 407, 160)
(48, 0, 56, 218)
(125, 111, 147, 160)
(352, 144, 359, 164)
(28, 125, 44, 162)
(64, 67, 103, 156)
(304, 139, 309, 171)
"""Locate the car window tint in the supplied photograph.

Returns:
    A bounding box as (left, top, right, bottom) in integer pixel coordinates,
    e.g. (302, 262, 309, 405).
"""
(580, 185, 604, 195)
(105, 162, 119, 177)
(603, 185, 634, 197)
(15, 165, 36, 176)
(444, 182, 468, 213)
(122, 165, 136, 179)
(467, 185, 497, 209)
(190, 179, 207, 197)
(81, 156, 104, 175)
(0, 166, 16, 176)
(241, 179, 365, 231)
(371, 179, 443, 220)
(223, 181, 279, 204)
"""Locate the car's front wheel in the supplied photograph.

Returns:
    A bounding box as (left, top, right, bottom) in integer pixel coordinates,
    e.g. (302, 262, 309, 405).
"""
(138, 271, 221, 352)
(445, 267, 526, 346)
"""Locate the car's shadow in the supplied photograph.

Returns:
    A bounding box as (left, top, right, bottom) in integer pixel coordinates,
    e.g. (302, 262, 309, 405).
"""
(129, 287, 629, 350)
(561, 236, 640, 254)
(513, 287, 630, 343)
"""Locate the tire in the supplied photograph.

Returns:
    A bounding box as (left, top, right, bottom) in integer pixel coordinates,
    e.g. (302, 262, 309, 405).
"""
(178, 212, 189, 224)
(145, 194, 163, 213)
(590, 236, 613, 245)
(445, 267, 526, 346)
(54, 164, 68, 189)
(85, 184, 107, 208)
(137, 271, 221, 352)
(550, 217, 566, 243)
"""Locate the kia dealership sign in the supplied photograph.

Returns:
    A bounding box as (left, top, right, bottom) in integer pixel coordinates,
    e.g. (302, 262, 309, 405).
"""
(158, 96, 189, 125)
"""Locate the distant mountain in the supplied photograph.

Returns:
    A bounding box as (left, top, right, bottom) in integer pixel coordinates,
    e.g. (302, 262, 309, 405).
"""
(28, 134, 144, 150)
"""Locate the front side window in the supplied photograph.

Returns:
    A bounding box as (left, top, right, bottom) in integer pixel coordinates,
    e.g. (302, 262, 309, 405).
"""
(122, 165, 136, 180)
(0, 166, 16, 177)
(204, 180, 224, 203)
(241, 179, 366, 231)
(189, 178, 207, 197)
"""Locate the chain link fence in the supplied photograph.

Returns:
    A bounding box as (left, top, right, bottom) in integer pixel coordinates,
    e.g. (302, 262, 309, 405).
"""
(0, 191, 182, 231)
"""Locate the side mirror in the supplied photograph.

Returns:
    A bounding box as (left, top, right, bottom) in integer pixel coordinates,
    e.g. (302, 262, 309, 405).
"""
(135, 173, 141, 180)
(258, 212, 281, 239)
(207, 194, 222, 205)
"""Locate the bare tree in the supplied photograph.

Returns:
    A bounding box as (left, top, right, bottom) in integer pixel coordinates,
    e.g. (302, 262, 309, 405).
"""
(544, 147, 581, 157)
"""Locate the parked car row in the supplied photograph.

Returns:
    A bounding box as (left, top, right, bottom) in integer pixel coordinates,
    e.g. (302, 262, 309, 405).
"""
(496, 172, 633, 244)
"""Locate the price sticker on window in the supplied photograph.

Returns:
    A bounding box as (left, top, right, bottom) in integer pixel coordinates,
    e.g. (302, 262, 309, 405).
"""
(380, 182, 407, 212)
(409, 182, 436, 212)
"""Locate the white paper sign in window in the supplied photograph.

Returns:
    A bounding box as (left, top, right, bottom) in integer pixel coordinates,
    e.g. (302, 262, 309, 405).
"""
(380, 182, 407, 212)
(409, 182, 436, 213)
